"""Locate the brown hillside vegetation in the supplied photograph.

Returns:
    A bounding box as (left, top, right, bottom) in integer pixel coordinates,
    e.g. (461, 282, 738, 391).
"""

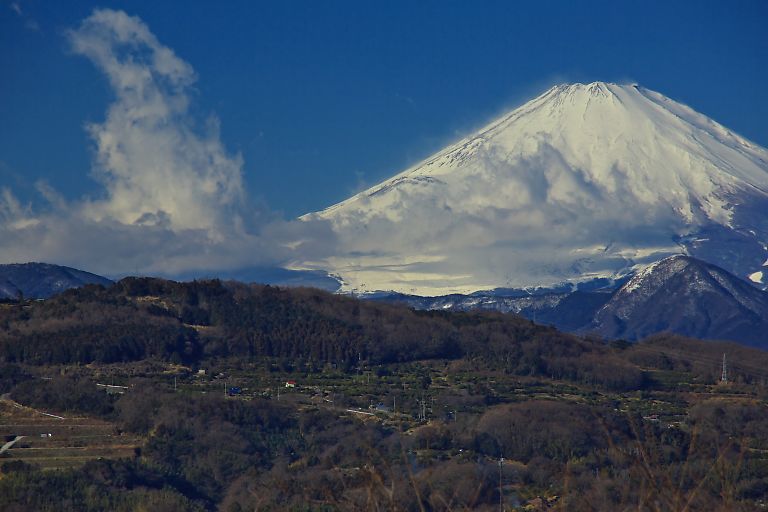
(1, 279, 767, 510)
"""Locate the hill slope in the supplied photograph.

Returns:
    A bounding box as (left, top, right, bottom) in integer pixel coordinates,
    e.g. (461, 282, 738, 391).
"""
(0, 277, 645, 389)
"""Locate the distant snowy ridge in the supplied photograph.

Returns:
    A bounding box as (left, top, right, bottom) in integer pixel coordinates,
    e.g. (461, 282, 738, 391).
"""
(590, 255, 768, 347)
(372, 255, 768, 349)
(295, 82, 768, 295)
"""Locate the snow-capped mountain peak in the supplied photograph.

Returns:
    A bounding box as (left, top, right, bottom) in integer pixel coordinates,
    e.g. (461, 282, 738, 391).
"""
(295, 83, 768, 296)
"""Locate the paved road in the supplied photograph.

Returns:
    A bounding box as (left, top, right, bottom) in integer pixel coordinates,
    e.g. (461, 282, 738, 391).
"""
(0, 435, 25, 454)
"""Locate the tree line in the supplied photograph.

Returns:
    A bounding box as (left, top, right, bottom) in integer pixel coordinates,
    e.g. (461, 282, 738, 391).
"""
(0, 277, 645, 390)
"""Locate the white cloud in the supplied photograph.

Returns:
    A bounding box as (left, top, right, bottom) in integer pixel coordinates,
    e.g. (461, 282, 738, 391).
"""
(0, 188, 38, 230)
(66, 9, 243, 232)
(0, 9, 335, 279)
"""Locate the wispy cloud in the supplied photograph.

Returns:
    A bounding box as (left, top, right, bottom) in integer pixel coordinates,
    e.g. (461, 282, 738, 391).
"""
(0, 9, 334, 278)
(7, 0, 39, 31)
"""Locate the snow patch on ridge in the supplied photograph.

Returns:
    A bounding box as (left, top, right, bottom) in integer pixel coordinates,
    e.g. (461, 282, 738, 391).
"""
(621, 255, 690, 295)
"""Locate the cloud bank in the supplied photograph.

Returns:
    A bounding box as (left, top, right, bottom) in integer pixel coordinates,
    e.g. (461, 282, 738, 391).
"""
(302, 144, 686, 294)
(0, 9, 332, 278)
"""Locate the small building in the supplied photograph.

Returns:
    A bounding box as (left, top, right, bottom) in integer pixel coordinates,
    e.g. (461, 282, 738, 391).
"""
(285, 380, 296, 388)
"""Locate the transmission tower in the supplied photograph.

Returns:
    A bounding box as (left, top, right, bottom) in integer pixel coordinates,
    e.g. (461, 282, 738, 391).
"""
(721, 353, 728, 384)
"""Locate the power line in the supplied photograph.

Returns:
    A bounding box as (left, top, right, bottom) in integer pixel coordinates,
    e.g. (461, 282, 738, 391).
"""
(628, 343, 768, 381)
(630, 343, 763, 372)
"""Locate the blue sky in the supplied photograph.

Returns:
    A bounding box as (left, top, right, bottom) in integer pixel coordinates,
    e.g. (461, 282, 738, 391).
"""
(0, 0, 766, 277)
(3, 0, 767, 217)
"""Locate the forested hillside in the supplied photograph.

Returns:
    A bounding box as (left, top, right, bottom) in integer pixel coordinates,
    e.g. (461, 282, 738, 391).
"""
(0, 278, 645, 390)
(2, 279, 768, 511)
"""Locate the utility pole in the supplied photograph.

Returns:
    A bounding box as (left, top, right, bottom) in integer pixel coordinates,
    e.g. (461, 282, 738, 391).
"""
(721, 353, 728, 384)
(417, 395, 427, 421)
(498, 456, 504, 511)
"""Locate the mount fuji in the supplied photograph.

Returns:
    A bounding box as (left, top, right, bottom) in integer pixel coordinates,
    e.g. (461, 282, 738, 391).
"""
(295, 82, 768, 296)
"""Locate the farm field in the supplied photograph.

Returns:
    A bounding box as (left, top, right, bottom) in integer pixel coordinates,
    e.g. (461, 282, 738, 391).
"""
(0, 397, 140, 470)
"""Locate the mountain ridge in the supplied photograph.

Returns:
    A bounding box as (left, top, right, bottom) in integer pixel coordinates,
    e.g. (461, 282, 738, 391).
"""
(0, 262, 113, 299)
(373, 255, 768, 349)
(589, 255, 768, 347)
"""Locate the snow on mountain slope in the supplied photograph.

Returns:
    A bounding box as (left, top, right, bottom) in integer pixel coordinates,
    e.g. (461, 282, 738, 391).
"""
(603, 255, 768, 319)
(295, 82, 768, 295)
(590, 255, 768, 347)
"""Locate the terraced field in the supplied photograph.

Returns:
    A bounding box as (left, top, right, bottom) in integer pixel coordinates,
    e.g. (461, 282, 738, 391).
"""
(0, 398, 140, 470)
